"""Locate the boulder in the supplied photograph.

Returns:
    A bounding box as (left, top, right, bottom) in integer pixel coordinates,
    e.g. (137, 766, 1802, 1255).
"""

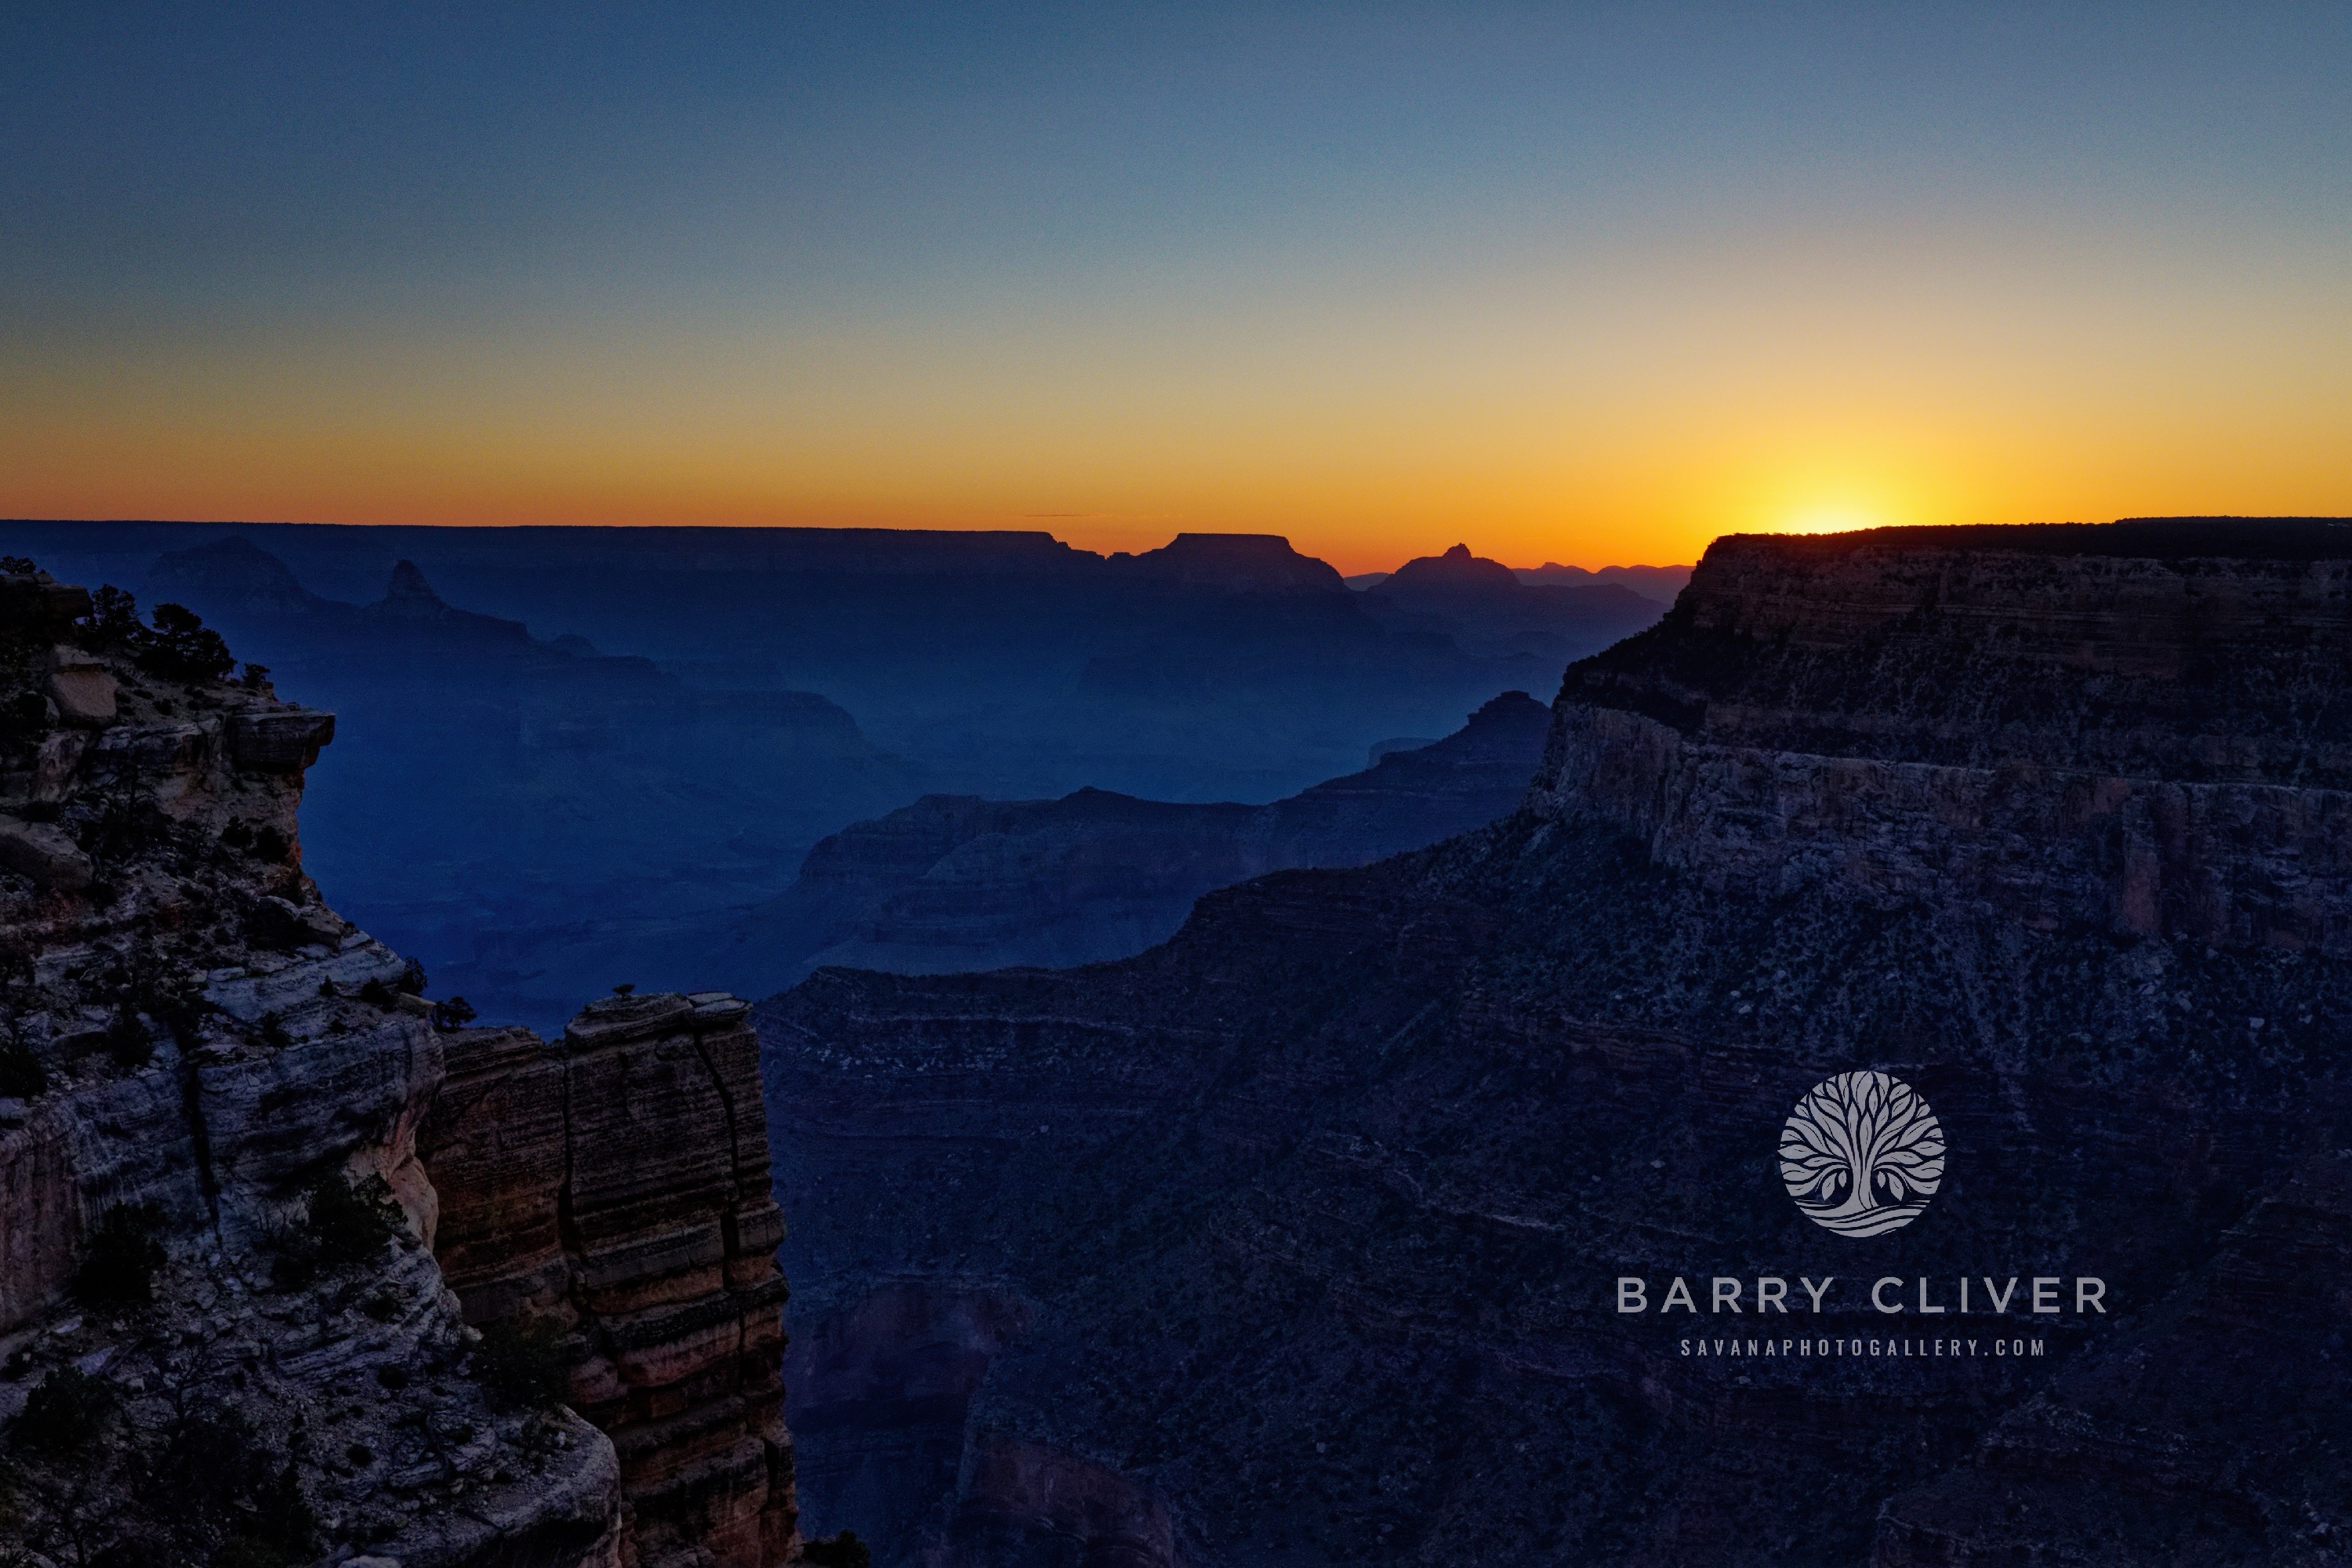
(226, 707, 336, 772)
(44, 648, 115, 728)
(0, 815, 93, 889)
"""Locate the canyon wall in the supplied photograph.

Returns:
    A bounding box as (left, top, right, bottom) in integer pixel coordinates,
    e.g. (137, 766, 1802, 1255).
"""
(420, 994, 798, 1568)
(729, 689, 1552, 988)
(0, 561, 804, 1567)
(762, 521, 2352, 1567)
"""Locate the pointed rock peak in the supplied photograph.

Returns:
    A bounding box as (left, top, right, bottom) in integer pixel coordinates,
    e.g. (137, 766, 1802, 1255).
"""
(385, 559, 442, 603)
(1383, 543, 1521, 593)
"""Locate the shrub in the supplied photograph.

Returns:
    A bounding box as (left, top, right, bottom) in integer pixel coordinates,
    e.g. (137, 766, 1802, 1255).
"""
(142, 985, 211, 1044)
(397, 957, 427, 994)
(357, 978, 394, 1007)
(105, 1007, 154, 1072)
(472, 1317, 571, 1410)
(79, 790, 173, 862)
(308, 1171, 406, 1266)
(74, 1202, 166, 1310)
(803, 1531, 873, 1568)
(14, 1365, 115, 1454)
(430, 996, 477, 1029)
(249, 825, 291, 863)
(271, 1172, 406, 1288)
(0, 1036, 47, 1098)
(256, 1011, 292, 1051)
(0, 690, 51, 754)
(163, 1405, 318, 1564)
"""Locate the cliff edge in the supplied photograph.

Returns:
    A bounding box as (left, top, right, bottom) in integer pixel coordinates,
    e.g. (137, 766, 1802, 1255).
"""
(0, 561, 807, 1567)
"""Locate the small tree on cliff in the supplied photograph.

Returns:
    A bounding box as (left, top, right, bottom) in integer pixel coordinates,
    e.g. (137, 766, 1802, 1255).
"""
(137, 603, 238, 684)
(471, 1317, 571, 1410)
(74, 1202, 166, 1310)
(804, 1532, 872, 1568)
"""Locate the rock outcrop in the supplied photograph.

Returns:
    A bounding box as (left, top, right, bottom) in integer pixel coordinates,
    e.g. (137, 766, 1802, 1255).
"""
(1109, 534, 1349, 596)
(1360, 543, 1666, 669)
(760, 521, 2352, 1566)
(720, 690, 1552, 989)
(420, 993, 797, 1568)
(0, 560, 805, 1567)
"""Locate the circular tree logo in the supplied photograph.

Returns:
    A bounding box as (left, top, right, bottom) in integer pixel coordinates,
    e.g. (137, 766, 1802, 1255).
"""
(1779, 1070, 1944, 1237)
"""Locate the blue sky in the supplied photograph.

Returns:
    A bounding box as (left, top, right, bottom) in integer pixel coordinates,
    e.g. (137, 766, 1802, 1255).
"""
(5, 3, 2347, 568)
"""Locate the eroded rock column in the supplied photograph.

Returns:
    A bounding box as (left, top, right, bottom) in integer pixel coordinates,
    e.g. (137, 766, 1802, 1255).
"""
(423, 991, 797, 1568)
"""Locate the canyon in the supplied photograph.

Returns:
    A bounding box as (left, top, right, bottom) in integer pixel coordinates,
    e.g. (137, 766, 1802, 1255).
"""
(0, 523, 1671, 1032)
(0, 523, 1656, 806)
(12, 518, 2344, 1565)
(712, 689, 1552, 990)
(760, 520, 2352, 1567)
(0, 561, 819, 1566)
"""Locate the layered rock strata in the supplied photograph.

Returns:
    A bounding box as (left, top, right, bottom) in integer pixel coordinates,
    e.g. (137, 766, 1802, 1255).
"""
(420, 993, 797, 1568)
(762, 521, 2352, 1566)
(0, 561, 803, 1567)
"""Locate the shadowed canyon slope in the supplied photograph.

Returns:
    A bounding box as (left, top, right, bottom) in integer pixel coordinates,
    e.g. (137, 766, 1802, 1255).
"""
(0, 523, 1671, 1029)
(760, 520, 2352, 1568)
(124, 535, 922, 1029)
(0, 523, 1659, 802)
(1359, 544, 1666, 670)
(706, 690, 1552, 991)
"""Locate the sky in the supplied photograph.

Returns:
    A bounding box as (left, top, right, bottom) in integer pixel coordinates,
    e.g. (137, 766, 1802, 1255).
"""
(2, 4, 2347, 574)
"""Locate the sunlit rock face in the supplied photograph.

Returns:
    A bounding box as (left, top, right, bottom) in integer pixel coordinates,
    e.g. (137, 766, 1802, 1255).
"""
(763, 521, 2352, 1567)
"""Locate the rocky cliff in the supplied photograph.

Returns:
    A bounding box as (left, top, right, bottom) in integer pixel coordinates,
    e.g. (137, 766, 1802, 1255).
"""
(0, 561, 808, 1567)
(716, 691, 1552, 989)
(760, 521, 2352, 1567)
(419, 995, 798, 1568)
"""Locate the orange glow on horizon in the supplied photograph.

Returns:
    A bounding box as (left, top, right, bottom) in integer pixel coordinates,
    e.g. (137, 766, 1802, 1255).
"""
(7, 11, 2351, 580)
(6, 465, 2347, 579)
(6, 218, 2348, 577)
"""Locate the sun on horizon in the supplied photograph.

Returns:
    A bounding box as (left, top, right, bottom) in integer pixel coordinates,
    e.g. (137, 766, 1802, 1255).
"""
(1769, 506, 1891, 538)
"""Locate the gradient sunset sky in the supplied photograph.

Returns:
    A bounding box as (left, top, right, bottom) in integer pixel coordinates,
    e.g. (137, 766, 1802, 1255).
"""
(5, 4, 2347, 574)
